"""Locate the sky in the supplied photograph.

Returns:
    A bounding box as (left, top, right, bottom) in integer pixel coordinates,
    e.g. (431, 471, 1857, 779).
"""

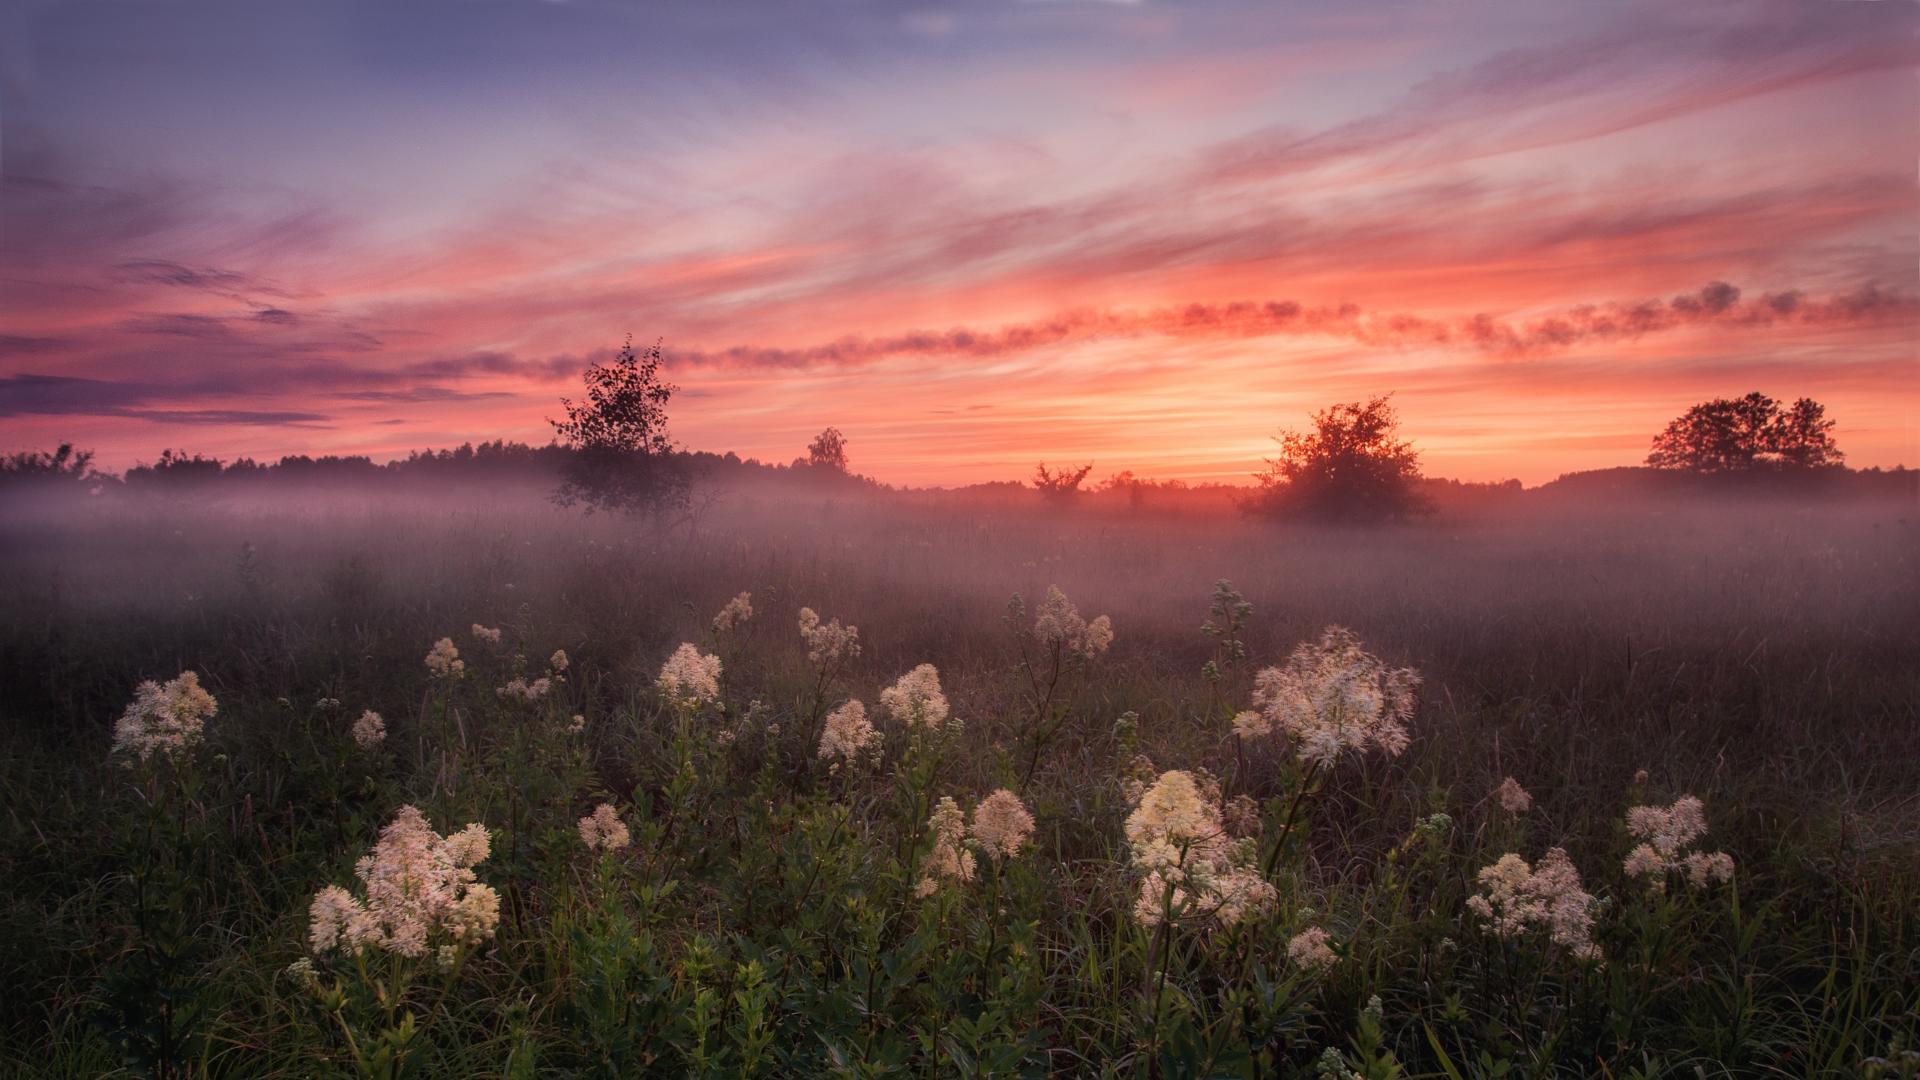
(2, 0, 1915, 487)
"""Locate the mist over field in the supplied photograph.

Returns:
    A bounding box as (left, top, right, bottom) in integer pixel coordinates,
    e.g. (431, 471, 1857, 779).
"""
(4, 473, 1917, 1075)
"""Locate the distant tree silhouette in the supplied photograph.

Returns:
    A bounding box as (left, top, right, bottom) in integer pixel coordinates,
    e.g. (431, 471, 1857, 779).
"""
(550, 336, 690, 514)
(807, 427, 850, 472)
(1646, 392, 1842, 472)
(126, 449, 227, 487)
(0, 443, 99, 489)
(1251, 395, 1428, 522)
(1033, 462, 1093, 503)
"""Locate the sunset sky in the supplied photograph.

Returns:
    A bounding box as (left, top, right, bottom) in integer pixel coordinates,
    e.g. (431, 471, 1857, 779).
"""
(2, 0, 1914, 486)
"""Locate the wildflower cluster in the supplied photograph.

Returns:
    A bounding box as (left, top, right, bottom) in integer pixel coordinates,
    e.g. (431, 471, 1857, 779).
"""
(817, 699, 878, 762)
(1032, 585, 1114, 660)
(1495, 776, 1532, 814)
(916, 789, 1037, 896)
(1236, 626, 1418, 766)
(112, 671, 217, 761)
(916, 796, 976, 896)
(351, 710, 386, 750)
(1125, 770, 1275, 929)
(969, 788, 1036, 860)
(307, 806, 501, 961)
(471, 623, 502, 645)
(879, 663, 950, 730)
(424, 637, 465, 679)
(1624, 795, 1733, 891)
(712, 591, 754, 634)
(1287, 926, 1339, 973)
(497, 676, 552, 703)
(1466, 847, 1601, 960)
(657, 643, 722, 708)
(577, 803, 631, 852)
(797, 607, 860, 666)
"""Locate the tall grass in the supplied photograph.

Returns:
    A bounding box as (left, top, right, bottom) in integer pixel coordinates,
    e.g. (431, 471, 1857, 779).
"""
(1, 486, 1915, 1076)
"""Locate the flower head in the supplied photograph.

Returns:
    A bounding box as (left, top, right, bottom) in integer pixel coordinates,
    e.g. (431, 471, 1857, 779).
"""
(1623, 795, 1732, 892)
(578, 804, 631, 851)
(817, 699, 878, 762)
(1125, 770, 1275, 930)
(112, 671, 217, 760)
(495, 676, 552, 704)
(548, 650, 569, 674)
(879, 663, 949, 729)
(425, 638, 465, 679)
(1495, 777, 1532, 814)
(351, 710, 387, 750)
(1287, 926, 1339, 972)
(969, 789, 1036, 860)
(1242, 627, 1418, 767)
(712, 592, 754, 633)
(1032, 585, 1113, 660)
(1466, 846, 1600, 960)
(657, 643, 722, 708)
(306, 805, 500, 959)
(471, 624, 502, 645)
(798, 607, 860, 666)
(915, 796, 976, 897)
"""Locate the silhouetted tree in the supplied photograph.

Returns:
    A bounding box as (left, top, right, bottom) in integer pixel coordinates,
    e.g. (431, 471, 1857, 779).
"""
(0, 443, 99, 489)
(807, 427, 849, 472)
(1646, 392, 1842, 472)
(125, 449, 227, 487)
(1251, 395, 1428, 522)
(550, 336, 690, 514)
(1033, 462, 1093, 503)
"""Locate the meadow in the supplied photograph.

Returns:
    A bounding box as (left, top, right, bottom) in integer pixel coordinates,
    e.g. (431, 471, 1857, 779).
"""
(1, 482, 1916, 1077)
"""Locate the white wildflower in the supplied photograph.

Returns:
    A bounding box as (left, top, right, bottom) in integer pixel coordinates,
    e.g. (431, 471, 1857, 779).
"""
(577, 804, 631, 851)
(969, 789, 1036, 860)
(798, 607, 860, 666)
(1287, 926, 1339, 972)
(1495, 777, 1532, 814)
(306, 806, 500, 959)
(495, 676, 552, 704)
(879, 664, 949, 730)
(425, 638, 465, 679)
(1032, 585, 1113, 660)
(1466, 847, 1600, 960)
(817, 699, 877, 762)
(712, 592, 754, 633)
(351, 710, 387, 750)
(112, 671, 217, 761)
(1125, 770, 1275, 930)
(657, 643, 722, 708)
(1623, 795, 1732, 891)
(471, 624, 502, 645)
(916, 796, 976, 897)
(1242, 626, 1418, 767)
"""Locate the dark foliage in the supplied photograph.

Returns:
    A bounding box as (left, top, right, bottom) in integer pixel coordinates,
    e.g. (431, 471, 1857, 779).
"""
(1646, 392, 1843, 472)
(1250, 396, 1429, 523)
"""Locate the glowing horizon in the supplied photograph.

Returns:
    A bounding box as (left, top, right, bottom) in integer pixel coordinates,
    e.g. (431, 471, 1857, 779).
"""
(3, 0, 1915, 487)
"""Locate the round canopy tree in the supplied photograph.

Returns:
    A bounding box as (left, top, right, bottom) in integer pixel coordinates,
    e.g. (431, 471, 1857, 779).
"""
(1251, 395, 1429, 523)
(1645, 392, 1842, 472)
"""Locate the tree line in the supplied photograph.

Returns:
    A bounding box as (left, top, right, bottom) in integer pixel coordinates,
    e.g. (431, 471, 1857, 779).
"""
(2, 335, 1871, 521)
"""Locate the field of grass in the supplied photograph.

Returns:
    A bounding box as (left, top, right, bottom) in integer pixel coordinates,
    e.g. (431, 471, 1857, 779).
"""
(2, 485, 1916, 1077)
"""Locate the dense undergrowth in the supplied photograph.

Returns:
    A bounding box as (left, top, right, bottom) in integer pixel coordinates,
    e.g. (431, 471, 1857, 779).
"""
(1, 489, 1915, 1077)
